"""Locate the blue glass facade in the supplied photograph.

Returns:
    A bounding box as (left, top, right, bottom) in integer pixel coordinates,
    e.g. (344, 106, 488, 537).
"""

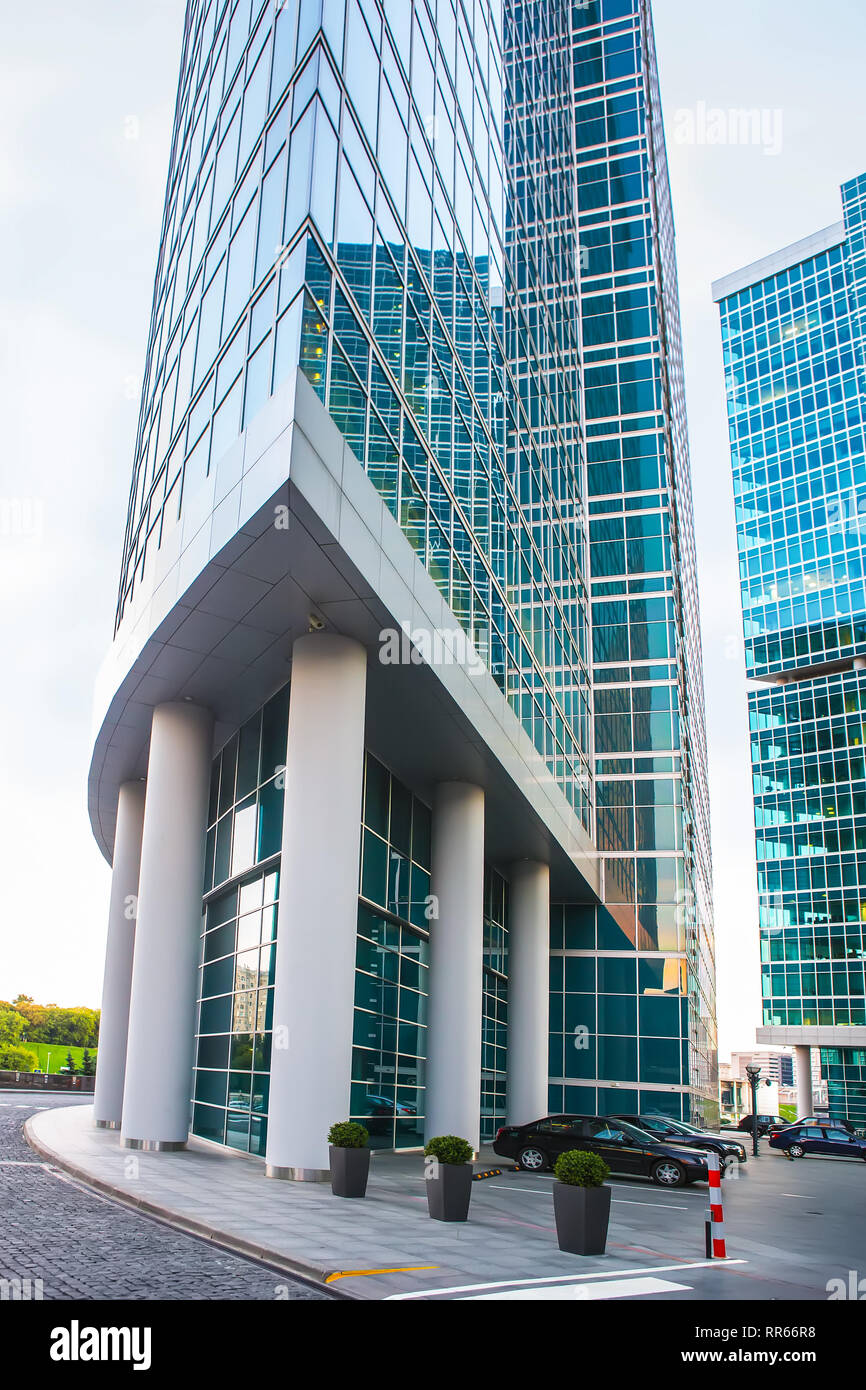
(718, 172, 866, 1125)
(548, 0, 717, 1124)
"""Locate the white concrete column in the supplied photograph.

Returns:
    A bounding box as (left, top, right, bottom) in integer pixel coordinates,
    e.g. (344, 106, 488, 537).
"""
(120, 702, 213, 1149)
(795, 1044, 814, 1116)
(424, 782, 485, 1150)
(506, 860, 550, 1125)
(265, 633, 367, 1180)
(93, 781, 146, 1128)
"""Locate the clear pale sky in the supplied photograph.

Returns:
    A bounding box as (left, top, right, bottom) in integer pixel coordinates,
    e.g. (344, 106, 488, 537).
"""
(2, 0, 865, 1062)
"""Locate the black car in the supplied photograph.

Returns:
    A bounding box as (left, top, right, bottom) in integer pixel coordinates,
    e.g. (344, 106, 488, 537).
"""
(769, 1115, 857, 1138)
(493, 1114, 709, 1188)
(735, 1114, 786, 1137)
(613, 1114, 747, 1163)
(769, 1123, 866, 1160)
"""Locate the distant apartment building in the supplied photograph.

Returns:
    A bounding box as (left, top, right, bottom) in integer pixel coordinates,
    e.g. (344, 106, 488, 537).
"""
(730, 1048, 793, 1088)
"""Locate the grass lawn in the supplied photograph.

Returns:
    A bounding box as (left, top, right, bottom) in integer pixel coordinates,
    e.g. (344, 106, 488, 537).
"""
(25, 1043, 97, 1074)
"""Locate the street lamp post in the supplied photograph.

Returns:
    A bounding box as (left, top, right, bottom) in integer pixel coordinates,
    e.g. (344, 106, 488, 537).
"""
(745, 1063, 762, 1157)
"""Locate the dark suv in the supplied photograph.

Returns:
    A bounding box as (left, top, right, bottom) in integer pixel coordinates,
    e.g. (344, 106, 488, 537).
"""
(613, 1114, 747, 1163)
(493, 1115, 709, 1187)
(736, 1114, 786, 1137)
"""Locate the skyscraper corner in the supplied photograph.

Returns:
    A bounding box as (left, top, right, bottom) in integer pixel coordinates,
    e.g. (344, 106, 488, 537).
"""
(88, 0, 717, 1172)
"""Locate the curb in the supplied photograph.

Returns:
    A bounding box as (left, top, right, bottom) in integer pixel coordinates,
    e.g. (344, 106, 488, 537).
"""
(23, 1116, 352, 1300)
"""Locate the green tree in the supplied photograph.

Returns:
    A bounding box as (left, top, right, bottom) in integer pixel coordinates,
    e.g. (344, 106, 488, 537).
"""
(0, 1008, 25, 1045)
(0, 998, 101, 1047)
(9, 999, 49, 1041)
(6, 1001, 100, 1046)
(0, 1044, 39, 1072)
(47, 1006, 100, 1047)
(64, 1050, 76, 1075)
(81, 1049, 96, 1076)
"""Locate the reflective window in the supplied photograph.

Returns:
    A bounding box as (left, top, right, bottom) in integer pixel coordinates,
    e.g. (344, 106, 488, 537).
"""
(192, 866, 279, 1156)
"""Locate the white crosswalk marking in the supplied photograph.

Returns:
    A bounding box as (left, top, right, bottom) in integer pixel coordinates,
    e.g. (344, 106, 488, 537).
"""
(386, 1259, 746, 1300)
(461, 1276, 692, 1301)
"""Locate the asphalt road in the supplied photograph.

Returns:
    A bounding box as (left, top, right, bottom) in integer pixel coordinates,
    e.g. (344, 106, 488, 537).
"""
(0, 1093, 330, 1301)
(396, 1141, 866, 1301)
(333, 1138, 866, 1300)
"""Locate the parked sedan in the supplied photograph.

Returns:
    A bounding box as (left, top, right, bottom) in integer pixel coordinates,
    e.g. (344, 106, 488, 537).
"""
(493, 1114, 709, 1187)
(769, 1123, 866, 1160)
(613, 1114, 747, 1163)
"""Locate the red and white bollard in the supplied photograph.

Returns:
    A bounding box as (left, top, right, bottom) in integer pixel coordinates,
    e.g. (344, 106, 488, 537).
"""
(706, 1152, 727, 1258)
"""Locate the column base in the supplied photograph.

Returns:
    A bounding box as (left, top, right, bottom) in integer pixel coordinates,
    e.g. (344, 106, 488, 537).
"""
(120, 1138, 187, 1152)
(95, 1119, 121, 1130)
(265, 1164, 330, 1182)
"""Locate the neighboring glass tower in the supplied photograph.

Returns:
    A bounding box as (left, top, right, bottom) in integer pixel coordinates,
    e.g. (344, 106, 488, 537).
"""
(547, 0, 717, 1124)
(715, 173, 866, 1126)
(90, 0, 715, 1168)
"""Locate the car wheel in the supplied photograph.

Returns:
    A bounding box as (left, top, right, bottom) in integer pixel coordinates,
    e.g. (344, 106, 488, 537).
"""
(652, 1159, 686, 1187)
(517, 1145, 548, 1172)
(788, 1143, 804, 1158)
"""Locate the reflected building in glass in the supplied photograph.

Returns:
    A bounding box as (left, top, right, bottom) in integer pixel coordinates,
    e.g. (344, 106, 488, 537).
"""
(715, 172, 866, 1126)
(90, 0, 716, 1176)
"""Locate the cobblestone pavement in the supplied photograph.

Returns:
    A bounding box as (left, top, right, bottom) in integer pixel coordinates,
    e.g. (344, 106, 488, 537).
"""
(0, 1095, 331, 1301)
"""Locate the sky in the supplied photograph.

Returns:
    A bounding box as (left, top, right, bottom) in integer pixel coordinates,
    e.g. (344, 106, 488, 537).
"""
(2, 0, 865, 1062)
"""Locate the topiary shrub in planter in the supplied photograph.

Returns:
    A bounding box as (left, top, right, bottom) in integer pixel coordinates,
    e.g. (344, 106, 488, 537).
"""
(423, 1135, 474, 1222)
(328, 1122, 370, 1198)
(552, 1150, 611, 1255)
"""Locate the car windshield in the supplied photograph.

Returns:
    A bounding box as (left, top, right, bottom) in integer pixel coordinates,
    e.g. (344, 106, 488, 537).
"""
(635, 1115, 675, 1134)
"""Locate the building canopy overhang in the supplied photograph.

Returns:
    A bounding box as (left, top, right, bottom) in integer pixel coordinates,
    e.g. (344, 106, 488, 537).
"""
(89, 372, 599, 903)
(757, 1025, 866, 1048)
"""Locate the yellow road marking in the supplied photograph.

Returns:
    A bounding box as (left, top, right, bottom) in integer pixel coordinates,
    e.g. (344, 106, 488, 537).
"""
(325, 1265, 438, 1284)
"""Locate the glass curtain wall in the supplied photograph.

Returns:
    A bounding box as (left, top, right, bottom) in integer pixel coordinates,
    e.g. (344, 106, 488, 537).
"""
(193, 683, 289, 1153)
(720, 172, 866, 1122)
(351, 753, 433, 1149)
(481, 866, 508, 1139)
(548, 0, 716, 1122)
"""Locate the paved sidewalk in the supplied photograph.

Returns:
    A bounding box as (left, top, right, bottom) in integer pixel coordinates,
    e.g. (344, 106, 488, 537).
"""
(26, 1103, 731, 1300)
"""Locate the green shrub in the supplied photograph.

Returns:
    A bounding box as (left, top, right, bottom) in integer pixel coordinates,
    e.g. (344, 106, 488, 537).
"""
(424, 1135, 474, 1165)
(0, 1045, 39, 1072)
(328, 1121, 369, 1149)
(554, 1149, 609, 1188)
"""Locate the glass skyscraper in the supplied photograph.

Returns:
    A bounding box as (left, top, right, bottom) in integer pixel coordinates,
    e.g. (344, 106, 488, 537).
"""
(547, 0, 717, 1125)
(715, 172, 866, 1126)
(90, 0, 716, 1176)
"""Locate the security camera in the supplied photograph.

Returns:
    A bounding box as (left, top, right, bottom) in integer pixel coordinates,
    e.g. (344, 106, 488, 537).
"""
(307, 614, 325, 632)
